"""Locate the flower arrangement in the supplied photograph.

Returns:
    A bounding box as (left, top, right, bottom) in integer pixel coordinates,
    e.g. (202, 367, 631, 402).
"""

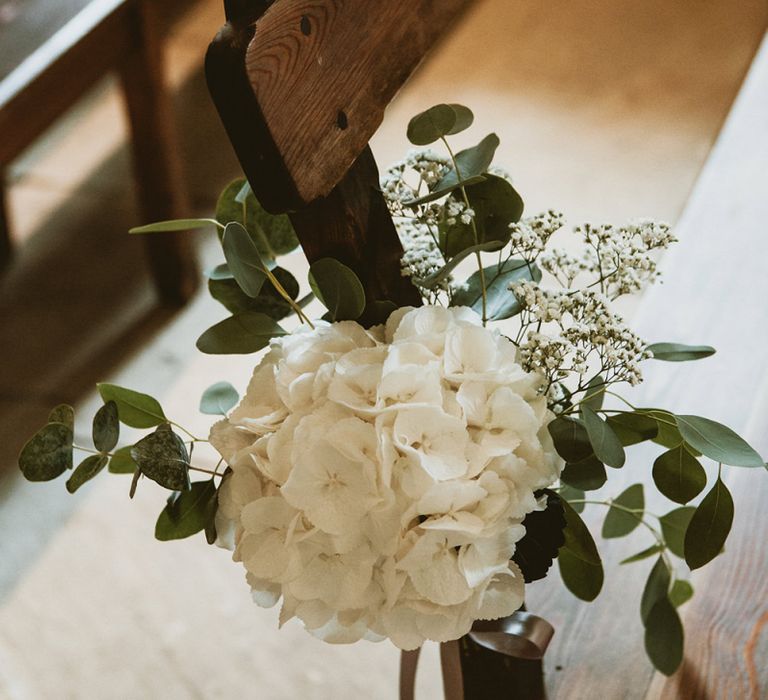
(18, 103, 765, 680)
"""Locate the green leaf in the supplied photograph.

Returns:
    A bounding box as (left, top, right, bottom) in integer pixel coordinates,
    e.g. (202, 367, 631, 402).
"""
(406, 103, 474, 145)
(560, 455, 606, 491)
(200, 381, 239, 416)
(367, 300, 399, 325)
(451, 259, 541, 320)
(97, 384, 166, 429)
(129, 218, 221, 234)
(644, 597, 684, 676)
(659, 506, 696, 558)
(582, 375, 605, 412)
(206, 263, 233, 280)
(558, 485, 586, 513)
(669, 580, 694, 608)
(66, 454, 108, 493)
(620, 544, 665, 565)
(640, 556, 671, 624)
(308, 258, 366, 321)
(558, 500, 603, 601)
(639, 409, 691, 451)
(155, 479, 218, 541)
(675, 415, 763, 467)
(108, 446, 137, 474)
(581, 406, 625, 468)
(413, 241, 505, 289)
(652, 445, 706, 504)
(18, 422, 73, 481)
(647, 342, 715, 362)
(197, 312, 287, 355)
(548, 415, 593, 463)
(216, 178, 299, 256)
(131, 424, 191, 491)
(208, 266, 298, 319)
(683, 477, 734, 569)
(439, 175, 523, 256)
(48, 404, 74, 431)
(221, 221, 273, 298)
(606, 412, 658, 446)
(406, 134, 500, 205)
(602, 484, 644, 538)
(92, 401, 119, 453)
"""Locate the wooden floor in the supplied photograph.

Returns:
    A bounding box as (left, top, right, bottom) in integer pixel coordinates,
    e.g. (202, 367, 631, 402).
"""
(0, 1, 766, 698)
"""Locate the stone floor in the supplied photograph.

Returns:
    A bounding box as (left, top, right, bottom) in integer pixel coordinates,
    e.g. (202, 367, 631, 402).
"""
(0, 0, 765, 698)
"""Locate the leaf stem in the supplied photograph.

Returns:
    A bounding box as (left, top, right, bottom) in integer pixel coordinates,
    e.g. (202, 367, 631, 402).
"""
(264, 267, 315, 329)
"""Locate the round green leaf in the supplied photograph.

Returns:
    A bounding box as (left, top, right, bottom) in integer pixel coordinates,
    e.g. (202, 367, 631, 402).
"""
(669, 580, 694, 608)
(640, 556, 671, 624)
(18, 422, 73, 481)
(48, 404, 74, 431)
(582, 406, 625, 468)
(582, 375, 606, 412)
(208, 266, 298, 319)
(558, 499, 603, 602)
(646, 342, 715, 362)
(92, 401, 119, 453)
(602, 484, 644, 539)
(66, 454, 108, 493)
(200, 381, 239, 416)
(222, 221, 272, 298)
(406, 103, 474, 145)
(155, 480, 218, 541)
(652, 445, 706, 504)
(676, 415, 763, 467)
(644, 597, 684, 676)
(683, 477, 734, 569)
(197, 312, 287, 355)
(560, 455, 606, 491)
(659, 506, 696, 558)
(606, 412, 658, 446)
(97, 384, 166, 429)
(548, 415, 593, 463)
(308, 258, 365, 321)
(131, 424, 191, 492)
(108, 446, 137, 475)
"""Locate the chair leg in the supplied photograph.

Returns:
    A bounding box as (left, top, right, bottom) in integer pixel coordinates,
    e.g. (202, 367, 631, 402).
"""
(118, 0, 198, 306)
(0, 171, 12, 270)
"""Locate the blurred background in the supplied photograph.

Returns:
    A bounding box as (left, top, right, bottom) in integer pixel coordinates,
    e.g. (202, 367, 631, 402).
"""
(0, 0, 766, 698)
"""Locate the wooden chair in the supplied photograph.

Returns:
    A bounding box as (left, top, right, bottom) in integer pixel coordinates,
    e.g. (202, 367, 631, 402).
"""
(0, 0, 198, 305)
(205, 1, 545, 697)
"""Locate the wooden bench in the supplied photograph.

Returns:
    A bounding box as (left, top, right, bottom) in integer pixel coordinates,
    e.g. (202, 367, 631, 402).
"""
(0, 0, 198, 304)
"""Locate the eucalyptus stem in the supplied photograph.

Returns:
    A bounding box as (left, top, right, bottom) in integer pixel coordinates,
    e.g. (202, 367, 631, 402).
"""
(568, 498, 666, 547)
(264, 267, 315, 329)
(441, 136, 488, 325)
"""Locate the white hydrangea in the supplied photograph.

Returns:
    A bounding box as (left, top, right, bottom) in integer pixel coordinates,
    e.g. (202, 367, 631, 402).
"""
(210, 306, 562, 649)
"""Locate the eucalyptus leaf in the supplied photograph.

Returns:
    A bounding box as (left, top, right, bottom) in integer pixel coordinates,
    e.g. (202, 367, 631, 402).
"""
(582, 375, 606, 412)
(413, 241, 504, 289)
(129, 218, 221, 234)
(92, 401, 119, 453)
(558, 485, 586, 513)
(557, 549, 603, 602)
(581, 406, 625, 468)
(602, 484, 644, 538)
(548, 415, 593, 463)
(48, 404, 74, 431)
(669, 580, 694, 608)
(659, 507, 696, 558)
(647, 342, 715, 362)
(405, 134, 500, 206)
(559, 499, 601, 565)
(206, 263, 233, 280)
(512, 490, 566, 583)
(675, 415, 763, 467)
(66, 454, 108, 493)
(652, 445, 706, 504)
(406, 103, 474, 145)
(644, 597, 684, 676)
(97, 384, 166, 429)
(197, 312, 287, 355)
(200, 381, 239, 416)
(560, 455, 606, 491)
(639, 409, 688, 450)
(221, 221, 273, 298)
(683, 477, 734, 569)
(131, 424, 191, 492)
(208, 266, 298, 319)
(605, 412, 658, 446)
(451, 259, 541, 320)
(308, 258, 366, 321)
(18, 422, 73, 481)
(108, 446, 137, 474)
(155, 479, 217, 541)
(640, 556, 671, 624)
(620, 544, 665, 565)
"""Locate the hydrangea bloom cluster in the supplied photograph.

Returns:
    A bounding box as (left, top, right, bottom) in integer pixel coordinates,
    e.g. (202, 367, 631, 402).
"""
(210, 306, 562, 649)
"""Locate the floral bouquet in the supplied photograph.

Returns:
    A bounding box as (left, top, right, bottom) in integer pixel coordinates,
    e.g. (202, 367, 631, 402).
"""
(19, 104, 765, 689)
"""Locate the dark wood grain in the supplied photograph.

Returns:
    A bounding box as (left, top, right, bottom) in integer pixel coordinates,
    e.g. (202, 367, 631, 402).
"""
(245, 0, 469, 208)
